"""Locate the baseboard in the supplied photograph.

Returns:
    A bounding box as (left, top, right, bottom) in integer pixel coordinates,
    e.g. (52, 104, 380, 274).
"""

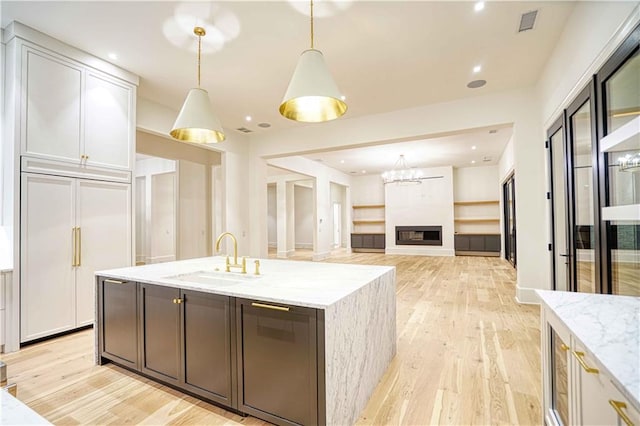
(312, 251, 330, 261)
(455, 251, 500, 257)
(515, 286, 540, 305)
(352, 248, 385, 253)
(149, 255, 175, 263)
(295, 243, 313, 249)
(268, 242, 276, 248)
(276, 251, 288, 259)
(385, 247, 455, 257)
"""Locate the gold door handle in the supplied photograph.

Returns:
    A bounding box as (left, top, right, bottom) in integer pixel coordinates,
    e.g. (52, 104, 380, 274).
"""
(104, 279, 125, 284)
(77, 227, 82, 266)
(251, 302, 289, 312)
(560, 343, 570, 351)
(609, 400, 634, 426)
(72, 227, 77, 266)
(573, 351, 599, 374)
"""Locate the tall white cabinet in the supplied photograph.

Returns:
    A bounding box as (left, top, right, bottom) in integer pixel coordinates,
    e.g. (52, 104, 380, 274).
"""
(2, 22, 138, 347)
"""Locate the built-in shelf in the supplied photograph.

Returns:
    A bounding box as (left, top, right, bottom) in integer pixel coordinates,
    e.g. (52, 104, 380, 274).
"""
(454, 218, 500, 223)
(453, 200, 499, 206)
(601, 204, 640, 221)
(600, 116, 640, 153)
(352, 204, 386, 209)
(353, 219, 386, 225)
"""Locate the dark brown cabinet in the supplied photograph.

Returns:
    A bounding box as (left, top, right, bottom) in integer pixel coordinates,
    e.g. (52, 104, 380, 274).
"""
(140, 284, 181, 384)
(454, 234, 501, 255)
(97, 279, 325, 426)
(236, 299, 320, 426)
(182, 289, 234, 406)
(351, 233, 385, 251)
(98, 278, 138, 370)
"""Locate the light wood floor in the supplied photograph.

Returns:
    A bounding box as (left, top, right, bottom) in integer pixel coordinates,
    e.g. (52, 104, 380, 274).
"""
(1, 253, 541, 425)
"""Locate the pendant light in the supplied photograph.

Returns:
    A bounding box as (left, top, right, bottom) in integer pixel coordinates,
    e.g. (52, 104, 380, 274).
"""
(170, 27, 225, 143)
(279, 0, 347, 122)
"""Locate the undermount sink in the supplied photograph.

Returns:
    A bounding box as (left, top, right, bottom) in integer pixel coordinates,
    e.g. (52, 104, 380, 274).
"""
(166, 270, 262, 286)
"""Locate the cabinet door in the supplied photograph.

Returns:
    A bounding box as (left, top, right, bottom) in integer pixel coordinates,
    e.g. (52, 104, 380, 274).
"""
(237, 299, 318, 426)
(362, 234, 374, 248)
(99, 278, 138, 369)
(454, 235, 470, 251)
(351, 234, 363, 248)
(23, 47, 82, 163)
(549, 327, 571, 426)
(84, 72, 133, 170)
(469, 235, 485, 251)
(573, 343, 620, 426)
(182, 290, 233, 406)
(20, 174, 76, 342)
(76, 180, 131, 326)
(373, 234, 386, 249)
(141, 284, 181, 384)
(485, 235, 501, 252)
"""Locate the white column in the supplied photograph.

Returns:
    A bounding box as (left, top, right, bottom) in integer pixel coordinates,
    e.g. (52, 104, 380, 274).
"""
(313, 176, 332, 261)
(276, 180, 288, 258)
(286, 181, 295, 255)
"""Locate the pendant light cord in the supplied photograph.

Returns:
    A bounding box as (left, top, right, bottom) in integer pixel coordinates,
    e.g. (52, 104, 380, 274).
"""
(197, 33, 202, 88)
(310, 0, 314, 49)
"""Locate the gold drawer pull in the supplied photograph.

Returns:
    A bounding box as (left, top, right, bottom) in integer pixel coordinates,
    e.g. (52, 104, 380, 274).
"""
(104, 279, 125, 284)
(609, 400, 634, 426)
(560, 343, 570, 351)
(251, 302, 289, 312)
(573, 351, 599, 374)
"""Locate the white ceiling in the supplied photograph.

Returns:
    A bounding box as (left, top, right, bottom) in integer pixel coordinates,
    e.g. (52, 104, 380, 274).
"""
(1, 0, 576, 136)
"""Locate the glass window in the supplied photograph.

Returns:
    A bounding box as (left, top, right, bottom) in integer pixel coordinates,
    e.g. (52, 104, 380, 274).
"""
(609, 220, 640, 296)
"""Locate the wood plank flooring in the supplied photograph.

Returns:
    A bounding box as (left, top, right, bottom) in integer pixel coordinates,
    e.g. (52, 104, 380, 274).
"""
(1, 253, 541, 425)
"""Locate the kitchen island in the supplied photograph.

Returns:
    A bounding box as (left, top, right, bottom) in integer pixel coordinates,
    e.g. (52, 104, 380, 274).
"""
(96, 256, 396, 426)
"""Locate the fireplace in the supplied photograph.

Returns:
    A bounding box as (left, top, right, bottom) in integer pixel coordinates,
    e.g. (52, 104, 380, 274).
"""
(395, 226, 442, 246)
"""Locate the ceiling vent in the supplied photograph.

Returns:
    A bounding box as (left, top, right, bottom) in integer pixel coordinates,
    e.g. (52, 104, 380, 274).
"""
(483, 156, 492, 162)
(518, 10, 538, 32)
(236, 127, 253, 133)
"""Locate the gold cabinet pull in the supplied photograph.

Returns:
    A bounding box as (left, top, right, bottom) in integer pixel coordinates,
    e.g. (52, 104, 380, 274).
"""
(573, 351, 599, 374)
(173, 298, 183, 304)
(72, 227, 77, 266)
(609, 400, 634, 426)
(560, 343, 570, 351)
(251, 302, 289, 312)
(77, 227, 82, 266)
(104, 279, 125, 284)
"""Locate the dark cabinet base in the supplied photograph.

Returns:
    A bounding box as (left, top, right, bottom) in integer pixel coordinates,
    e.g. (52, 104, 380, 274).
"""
(454, 234, 501, 256)
(351, 233, 385, 252)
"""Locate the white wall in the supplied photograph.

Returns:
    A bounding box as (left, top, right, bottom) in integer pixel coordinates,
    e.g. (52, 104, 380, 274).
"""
(294, 183, 314, 249)
(267, 184, 277, 247)
(177, 160, 209, 260)
(498, 135, 515, 181)
(538, 2, 639, 126)
(385, 166, 455, 256)
(330, 182, 348, 247)
(351, 174, 384, 205)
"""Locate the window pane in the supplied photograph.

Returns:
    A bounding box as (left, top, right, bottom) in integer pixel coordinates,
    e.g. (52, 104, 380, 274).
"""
(609, 220, 640, 296)
(606, 51, 639, 133)
(572, 100, 596, 293)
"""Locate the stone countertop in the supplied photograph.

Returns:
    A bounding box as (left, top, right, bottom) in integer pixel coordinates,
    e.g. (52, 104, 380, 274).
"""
(0, 391, 50, 425)
(97, 256, 395, 309)
(536, 290, 640, 411)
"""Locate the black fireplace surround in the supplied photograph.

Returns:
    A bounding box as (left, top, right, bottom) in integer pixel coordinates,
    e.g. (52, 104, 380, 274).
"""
(395, 226, 443, 246)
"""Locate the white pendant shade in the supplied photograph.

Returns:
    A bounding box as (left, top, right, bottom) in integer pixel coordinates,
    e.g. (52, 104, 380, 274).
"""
(170, 88, 225, 143)
(279, 49, 347, 123)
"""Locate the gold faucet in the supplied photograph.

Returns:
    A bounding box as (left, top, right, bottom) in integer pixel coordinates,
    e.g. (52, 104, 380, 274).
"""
(215, 232, 246, 273)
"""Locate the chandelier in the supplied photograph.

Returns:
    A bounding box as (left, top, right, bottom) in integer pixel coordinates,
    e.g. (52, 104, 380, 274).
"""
(381, 155, 424, 184)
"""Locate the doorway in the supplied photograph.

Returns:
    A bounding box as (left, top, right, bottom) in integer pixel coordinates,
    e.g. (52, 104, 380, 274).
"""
(333, 203, 342, 248)
(503, 173, 516, 267)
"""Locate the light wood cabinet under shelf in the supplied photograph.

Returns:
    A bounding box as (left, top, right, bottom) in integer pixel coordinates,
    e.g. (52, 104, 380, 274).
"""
(353, 219, 385, 225)
(352, 204, 385, 209)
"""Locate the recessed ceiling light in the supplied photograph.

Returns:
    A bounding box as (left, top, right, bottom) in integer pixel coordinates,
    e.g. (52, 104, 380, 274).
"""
(473, 65, 482, 73)
(467, 79, 487, 89)
(340, 160, 345, 164)
(108, 52, 118, 60)
(471, 145, 477, 150)
(245, 115, 252, 122)
(474, 2, 485, 12)
(471, 160, 476, 164)
(361, 170, 366, 174)
(340, 95, 346, 101)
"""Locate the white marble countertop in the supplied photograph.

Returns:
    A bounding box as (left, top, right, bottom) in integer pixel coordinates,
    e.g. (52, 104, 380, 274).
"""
(0, 391, 50, 425)
(97, 256, 395, 309)
(536, 290, 640, 411)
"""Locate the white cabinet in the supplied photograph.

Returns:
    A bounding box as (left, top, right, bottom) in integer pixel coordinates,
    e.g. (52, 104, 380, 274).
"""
(20, 174, 131, 342)
(541, 302, 640, 426)
(20, 44, 135, 171)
